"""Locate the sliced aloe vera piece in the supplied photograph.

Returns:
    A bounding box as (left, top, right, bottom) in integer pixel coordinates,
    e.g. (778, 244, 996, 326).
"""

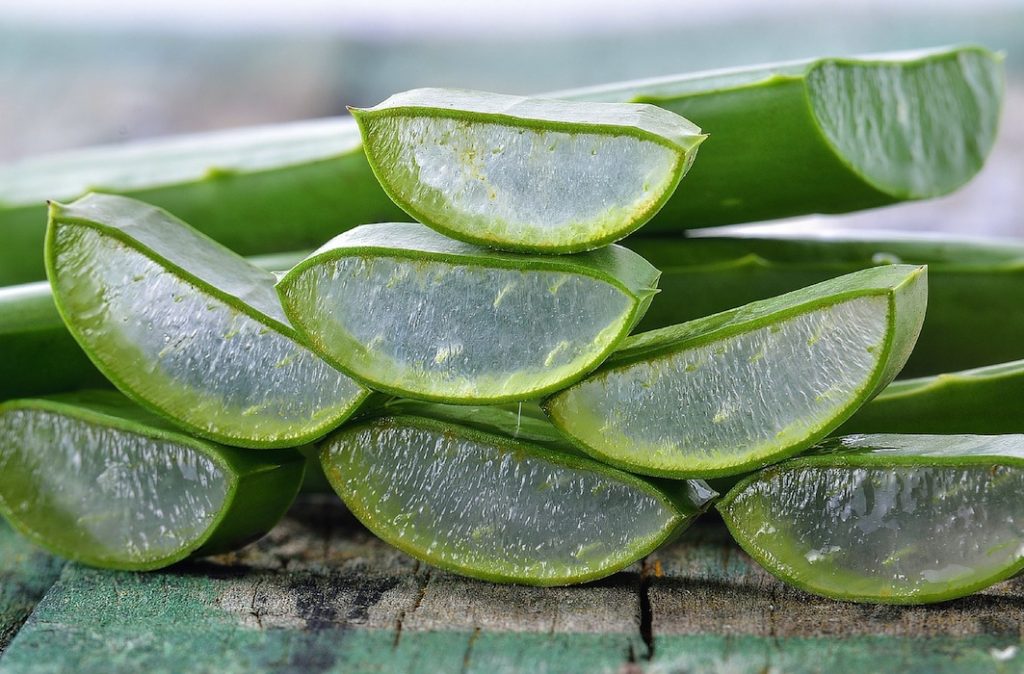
(844, 359, 1024, 435)
(352, 89, 704, 253)
(544, 265, 927, 478)
(321, 401, 714, 585)
(566, 45, 1003, 228)
(719, 434, 1024, 604)
(0, 251, 308, 401)
(277, 222, 660, 403)
(0, 391, 304, 571)
(46, 194, 368, 448)
(628, 230, 1024, 377)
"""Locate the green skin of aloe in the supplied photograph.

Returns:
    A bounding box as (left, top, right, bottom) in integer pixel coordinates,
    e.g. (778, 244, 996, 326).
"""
(46, 194, 369, 448)
(629, 232, 1024, 378)
(277, 222, 660, 404)
(719, 434, 1024, 604)
(0, 391, 305, 571)
(545, 265, 927, 479)
(560, 45, 1003, 228)
(320, 401, 715, 585)
(840, 359, 1024, 435)
(5, 232, 1022, 400)
(0, 46, 1001, 285)
(0, 251, 308, 400)
(352, 88, 705, 253)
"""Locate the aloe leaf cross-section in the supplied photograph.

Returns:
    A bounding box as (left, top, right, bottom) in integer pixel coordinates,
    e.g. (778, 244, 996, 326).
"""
(565, 45, 1003, 228)
(0, 391, 305, 571)
(544, 265, 927, 478)
(276, 222, 661, 403)
(352, 88, 705, 253)
(46, 193, 369, 448)
(320, 401, 715, 585)
(719, 434, 1024, 604)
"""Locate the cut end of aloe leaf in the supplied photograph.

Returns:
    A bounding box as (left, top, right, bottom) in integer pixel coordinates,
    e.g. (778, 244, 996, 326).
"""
(46, 193, 368, 448)
(806, 47, 1003, 199)
(545, 265, 927, 478)
(719, 434, 1024, 604)
(0, 392, 304, 571)
(320, 403, 713, 585)
(354, 88, 704, 252)
(278, 223, 660, 403)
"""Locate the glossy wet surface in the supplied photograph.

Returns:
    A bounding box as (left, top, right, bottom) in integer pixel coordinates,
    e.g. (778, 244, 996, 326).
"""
(52, 225, 364, 443)
(0, 409, 227, 564)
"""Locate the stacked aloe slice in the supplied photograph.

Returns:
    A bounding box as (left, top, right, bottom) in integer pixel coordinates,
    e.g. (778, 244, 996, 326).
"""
(0, 45, 1018, 604)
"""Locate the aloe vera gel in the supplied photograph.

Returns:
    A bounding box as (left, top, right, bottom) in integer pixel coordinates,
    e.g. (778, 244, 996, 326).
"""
(321, 402, 714, 585)
(545, 265, 926, 477)
(720, 434, 1024, 603)
(46, 194, 368, 448)
(0, 391, 304, 571)
(353, 88, 704, 252)
(277, 222, 660, 403)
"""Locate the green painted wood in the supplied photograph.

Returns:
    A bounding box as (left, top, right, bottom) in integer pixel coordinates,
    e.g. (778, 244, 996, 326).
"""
(0, 521, 63, 653)
(1, 497, 1021, 673)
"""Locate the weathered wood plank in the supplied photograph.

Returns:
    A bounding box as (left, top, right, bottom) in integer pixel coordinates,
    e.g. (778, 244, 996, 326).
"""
(0, 521, 63, 652)
(2, 498, 1022, 673)
(0, 496, 643, 674)
(645, 521, 1024, 672)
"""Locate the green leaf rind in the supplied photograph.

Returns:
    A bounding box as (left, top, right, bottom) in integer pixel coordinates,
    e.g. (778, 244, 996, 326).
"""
(0, 391, 305, 571)
(277, 222, 661, 404)
(718, 433, 1024, 604)
(544, 265, 927, 478)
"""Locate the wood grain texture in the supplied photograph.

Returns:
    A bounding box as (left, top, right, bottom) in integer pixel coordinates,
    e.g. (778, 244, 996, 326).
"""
(0, 496, 1021, 673)
(0, 521, 63, 653)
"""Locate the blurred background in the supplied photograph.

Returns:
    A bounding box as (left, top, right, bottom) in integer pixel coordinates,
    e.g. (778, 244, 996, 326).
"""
(1, 0, 1021, 236)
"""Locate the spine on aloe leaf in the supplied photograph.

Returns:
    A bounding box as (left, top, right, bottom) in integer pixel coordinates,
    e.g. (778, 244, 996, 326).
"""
(0, 45, 1000, 285)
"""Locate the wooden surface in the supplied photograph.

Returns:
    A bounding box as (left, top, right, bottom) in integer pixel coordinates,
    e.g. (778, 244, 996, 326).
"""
(0, 495, 1022, 674)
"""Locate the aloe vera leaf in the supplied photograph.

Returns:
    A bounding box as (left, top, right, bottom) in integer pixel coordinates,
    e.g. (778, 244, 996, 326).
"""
(627, 232, 1024, 377)
(320, 400, 715, 585)
(718, 434, 1024, 604)
(352, 89, 705, 253)
(0, 119, 405, 286)
(564, 45, 1003, 228)
(842, 360, 1024, 435)
(276, 222, 660, 403)
(0, 250, 309, 401)
(46, 194, 368, 448)
(1, 47, 1001, 288)
(0, 390, 304, 571)
(544, 265, 927, 478)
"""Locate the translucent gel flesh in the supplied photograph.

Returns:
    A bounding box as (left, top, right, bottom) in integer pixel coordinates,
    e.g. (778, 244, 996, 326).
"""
(726, 465, 1024, 598)
(0, 409, 227, 564)
(372, 116, 678, 246)
(53, 226, 364, 442)
(553, 295, 888, 472)
(808, 51, 1001, 198)
(289, 257, 632, 399)
(325, 422, 674, 581)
